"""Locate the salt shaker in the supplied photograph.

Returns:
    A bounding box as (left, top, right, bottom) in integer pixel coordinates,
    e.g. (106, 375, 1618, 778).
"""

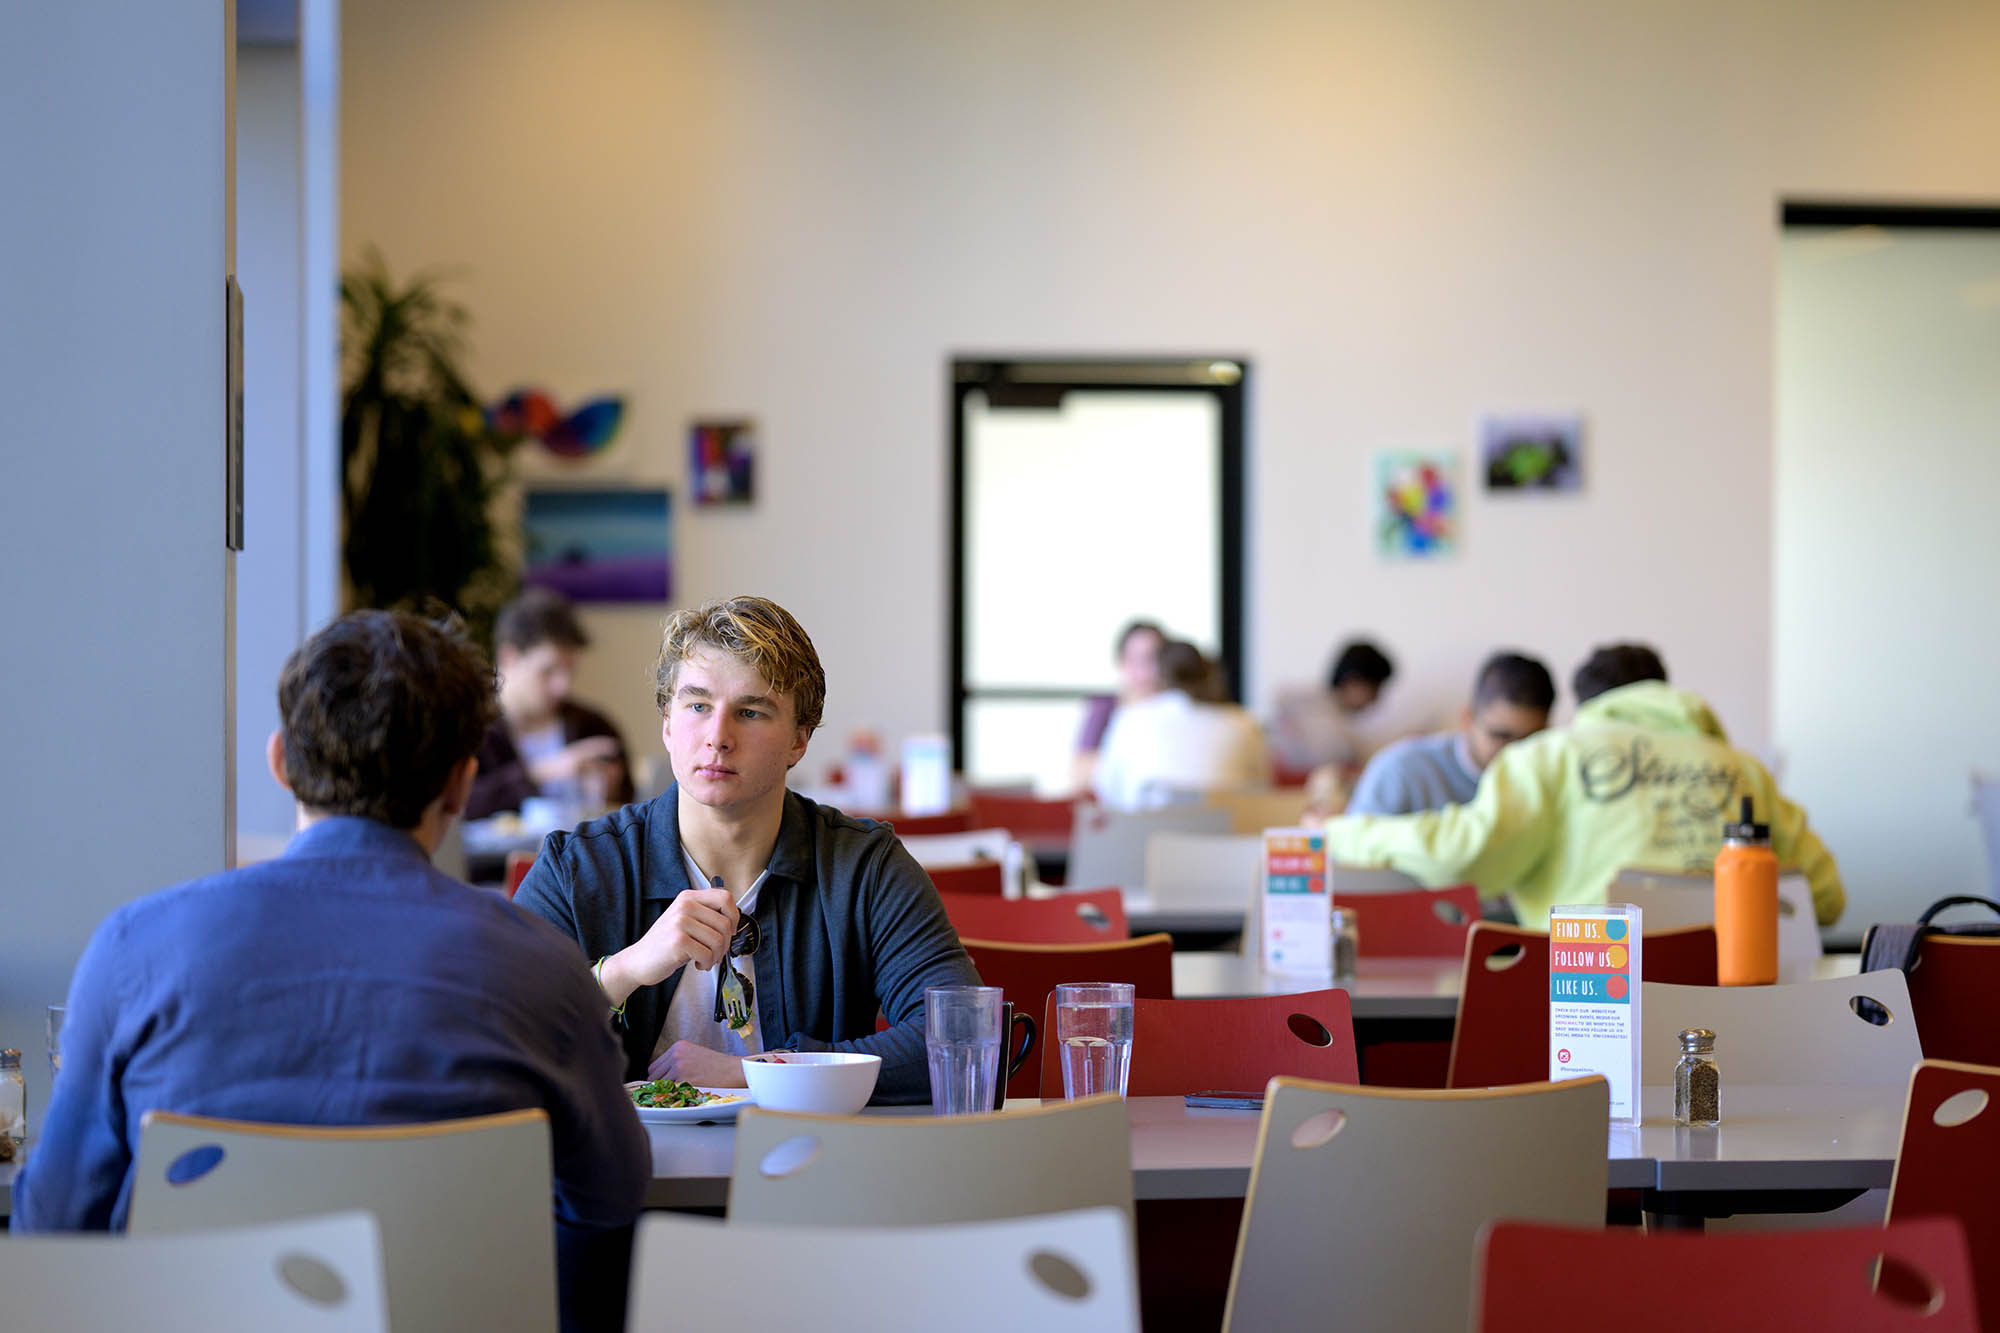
(1674, 1027, 1720, 1127)
(1330, 906, 1359, 984)
(1, 1048, 26, 1148)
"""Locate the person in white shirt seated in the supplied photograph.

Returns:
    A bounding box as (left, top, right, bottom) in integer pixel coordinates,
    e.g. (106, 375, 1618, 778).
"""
(1344, 650, 1555, 815)
(1092, 639, 1270, 810)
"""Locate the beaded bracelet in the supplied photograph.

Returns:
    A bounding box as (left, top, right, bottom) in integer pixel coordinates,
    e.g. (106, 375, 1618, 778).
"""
(594, 956, 626, 1019)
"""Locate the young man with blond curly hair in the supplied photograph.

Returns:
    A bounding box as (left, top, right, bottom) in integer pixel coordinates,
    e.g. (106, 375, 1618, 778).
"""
(515, 595, 979, 1103)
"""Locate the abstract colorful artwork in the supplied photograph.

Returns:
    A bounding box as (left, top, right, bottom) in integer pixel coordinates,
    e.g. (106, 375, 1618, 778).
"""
(489, 388, 625, 459)
(1482, 414, 1583, 492)
(690, 419, 756, 506)
(522, 487, 671, 603)
(1375, 452, 1458, 559)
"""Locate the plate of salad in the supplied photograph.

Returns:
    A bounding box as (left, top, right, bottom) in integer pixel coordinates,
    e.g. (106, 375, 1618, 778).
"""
(625, 1079, 752, 1124)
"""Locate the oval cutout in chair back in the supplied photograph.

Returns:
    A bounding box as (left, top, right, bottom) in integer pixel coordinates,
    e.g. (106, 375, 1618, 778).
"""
(1431, 897, 1470, 926)
(1027, 1250, 1093, 1301)
(1289, 1108, 1346, 1149)
(166, 1143, 226, 1186)
(1777, 898, 1798, 918)
(1871, 1255, 1943, 1316)
(1849, 994, 1895, 1026)
(1484, 944, 1526, 972)
(277, 1253, 349, 1307)
(758, 1134, 822, 1179)
(1932, 1087, 1989, 1128)
(1076, 902, 1111, 930)
(1286, 1012, 1334, 1047)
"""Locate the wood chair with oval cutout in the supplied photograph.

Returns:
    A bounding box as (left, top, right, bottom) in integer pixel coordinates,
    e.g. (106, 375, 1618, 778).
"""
(1037, 989, 1357, 1099)
(1448, 922, 1720, 1088)
(1887, 1059, 2000, 1325)
(726, 1093, 1133, 1230)
(1225, 1075, 1610, 1333)
(128, 1109, 556, 1333)
(1475, 1216, 1980, 1333)
(942, 888, 1129, 944)
(1897, 935, 2000, 1067)
(0, 1211, 390, 1333)
(1340, 884, 1482, 957)
(628, 1205, 1139, 1333)
(927, 860, 1007, 897)
(1640, 970, 1920, 1086)
(960, 934, 1174, 1100)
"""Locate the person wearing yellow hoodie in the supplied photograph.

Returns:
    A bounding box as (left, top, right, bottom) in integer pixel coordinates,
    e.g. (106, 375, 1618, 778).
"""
(1324, 644, 1844, 929)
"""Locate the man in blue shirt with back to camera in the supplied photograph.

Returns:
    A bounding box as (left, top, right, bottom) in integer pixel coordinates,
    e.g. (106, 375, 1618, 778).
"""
(1345, 651, 1556, 815)
(11, 610, 647, 1333)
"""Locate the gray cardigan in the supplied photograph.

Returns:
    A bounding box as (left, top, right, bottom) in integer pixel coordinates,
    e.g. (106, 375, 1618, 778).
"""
(513, 785, 980, 1104)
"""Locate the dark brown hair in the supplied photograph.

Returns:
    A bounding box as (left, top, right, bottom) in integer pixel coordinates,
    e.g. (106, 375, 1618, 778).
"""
(278, 610, 499, 827)
(1572, 643, 1667, 703)
(494, 586, 590, 654)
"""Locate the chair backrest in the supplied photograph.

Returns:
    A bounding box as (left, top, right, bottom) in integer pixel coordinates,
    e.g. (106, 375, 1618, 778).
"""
(629, 1206, 1139, 1333)
(882, 810, 975, 836)
(942, 888, 1129, 944)
(962, 934, 1175, 1099)
(1340, 885, 1480, 957)
(1068, 803, 1230, 894)
(928, 860, 1007, 897)
(1889, 1059, 2000, 1326)
(502, 850, 535, 899)
(129, 1109, 555, 1333)
(728, 1095, 1134, 1226)
(1142, 832, 1263, 911)
(1042, 989, 1357, 1097)
(1611, 867, 1824, 971)
(1225, 1076, 1609, 1333)
(1641, 970, 1921, 1086)
(1448, 922, 1720, 1088)
(0, 1211, 389, 1333)
(903, 828, 1026, 895)
(968, 790, 1080, 841)
(1476, 1216, 1979, 1333)
(1973, 772, 2000, 896)
(1204, 787, 1312, 835)
(1901, 935, 2000, 1066)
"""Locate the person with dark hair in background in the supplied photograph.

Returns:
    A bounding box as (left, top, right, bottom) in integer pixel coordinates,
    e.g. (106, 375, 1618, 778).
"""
(1092, 639, 1270, 809)
(1071, 618, 1166, 792)
(1326, 641, 1844, 929)
(1346, 652, 1556, 816)
(12, 611, 647, 1333)
(469, 586, 634, 820)
(1271, 636, 1398, 772)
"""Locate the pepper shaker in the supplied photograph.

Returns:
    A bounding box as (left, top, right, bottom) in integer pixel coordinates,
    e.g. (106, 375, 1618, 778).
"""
(1674, 1027, 1720, 1127)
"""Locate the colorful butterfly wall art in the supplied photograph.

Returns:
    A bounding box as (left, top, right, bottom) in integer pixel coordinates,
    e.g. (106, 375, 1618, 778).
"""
(487, 388, 625, 459)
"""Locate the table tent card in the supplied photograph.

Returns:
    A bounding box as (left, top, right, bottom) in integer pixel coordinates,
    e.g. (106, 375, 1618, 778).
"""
(899, 735, 953, 816)
(1261, 828, 1332, 974)
(1549, 902, 1643, 1125)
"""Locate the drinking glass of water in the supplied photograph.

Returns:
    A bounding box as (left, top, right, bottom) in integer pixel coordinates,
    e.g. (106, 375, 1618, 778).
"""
(1056, 982, 1134, 1098)
(925, 985, 1004, 1116)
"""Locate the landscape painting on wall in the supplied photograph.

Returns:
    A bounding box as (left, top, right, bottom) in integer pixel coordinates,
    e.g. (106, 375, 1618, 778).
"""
(522, 487, 671, 602)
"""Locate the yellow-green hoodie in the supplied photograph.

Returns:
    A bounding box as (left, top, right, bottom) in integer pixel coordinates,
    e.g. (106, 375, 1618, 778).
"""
(1324, 680, 1844, 929)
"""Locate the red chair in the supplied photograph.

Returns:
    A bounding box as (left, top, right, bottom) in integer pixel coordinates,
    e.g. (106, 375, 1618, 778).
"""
(940, 890, 1128, 944)
(960, 934, 1174, 1102)
(1448, 922, 1719, 1088)
(966, 791, 1078, 841)
(502, 851, 536, 900)
(1899, 937, 2000, 1067)
(878, 810, 974, 836)
(1344, 885, 1481, 957)
(925, 862, 1006, 897)
(1476, 1217, 1980, 1332)
(1889, 1059, 2000, 1324)
(1270, 762, 1316, 789)
(1040, 989, 1357, 1098)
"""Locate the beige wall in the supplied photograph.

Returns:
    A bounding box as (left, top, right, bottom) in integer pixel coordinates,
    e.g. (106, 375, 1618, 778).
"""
(341, 0, 2000, 818)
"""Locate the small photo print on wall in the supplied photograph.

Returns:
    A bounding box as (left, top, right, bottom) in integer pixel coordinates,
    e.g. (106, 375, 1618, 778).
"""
(1481, 414, 1583, 492)
(1375, 451, 1458, 559)
(691, 419, 756, 506)
(522, 487, 672, 603)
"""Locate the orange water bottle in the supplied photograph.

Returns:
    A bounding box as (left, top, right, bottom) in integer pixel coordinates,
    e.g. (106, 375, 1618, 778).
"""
(1713, 796, 1778, 986)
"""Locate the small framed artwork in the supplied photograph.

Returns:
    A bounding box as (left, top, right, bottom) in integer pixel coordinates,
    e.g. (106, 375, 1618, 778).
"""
(691, 419, 756, 506)
(1482, 414, 1584, 492)
(1375, 451, 1458, 559)
(522, 487, 672, 603)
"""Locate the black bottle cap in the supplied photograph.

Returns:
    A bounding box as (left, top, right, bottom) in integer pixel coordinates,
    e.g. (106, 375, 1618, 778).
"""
(1723, 794, 1770, 842)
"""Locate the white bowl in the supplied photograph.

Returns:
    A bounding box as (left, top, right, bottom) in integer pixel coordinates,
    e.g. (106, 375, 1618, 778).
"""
(740, 1051, 882, 1115)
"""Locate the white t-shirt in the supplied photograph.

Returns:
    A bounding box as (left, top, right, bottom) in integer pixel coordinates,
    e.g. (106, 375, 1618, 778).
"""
(652, 851, 767, 1062)
(1091, 689, 1272, 811)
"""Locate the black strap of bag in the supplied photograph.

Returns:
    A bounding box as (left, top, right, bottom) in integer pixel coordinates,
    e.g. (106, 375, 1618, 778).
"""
(1859, 895, 2000, 978)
